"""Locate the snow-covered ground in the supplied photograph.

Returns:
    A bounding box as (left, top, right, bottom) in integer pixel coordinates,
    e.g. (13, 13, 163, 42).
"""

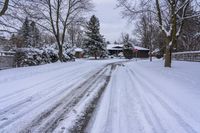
(0, 59, 200, 133)
(88, 59, 200, 133)
(0, 59, 123, 132)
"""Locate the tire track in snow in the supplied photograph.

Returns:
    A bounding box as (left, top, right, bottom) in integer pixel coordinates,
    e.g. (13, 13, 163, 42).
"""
(127, 66, 198, 133)
(125, 68, 165, 133)
(0, 63, 91, 103)
(19, 66, 110, 133)
(122, 68, 148, 133)
(103, 67, 118, 133)
(70, 63, 127, 133)
(0, 65, 93, 105)
(0, 66, 96, 122)
(0, 61, 85, 84)
(0, 66, 103, 130)
(62, 67, 112, 133)
(86, 62, 139, 133)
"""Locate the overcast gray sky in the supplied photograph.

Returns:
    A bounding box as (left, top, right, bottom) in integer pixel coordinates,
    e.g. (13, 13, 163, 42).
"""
(91, 0, 133, 43)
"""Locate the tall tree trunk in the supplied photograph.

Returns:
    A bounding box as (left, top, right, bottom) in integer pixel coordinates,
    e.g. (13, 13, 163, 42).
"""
(58, 44, 63, 62)
(150, 54, 152, 62)
(149, 48, 152, 62)
(164, 35, 172, 67)
(165, 46, 172, 67)
(94, 52, 97, 60)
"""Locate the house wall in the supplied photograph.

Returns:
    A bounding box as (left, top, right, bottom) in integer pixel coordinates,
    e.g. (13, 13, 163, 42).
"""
(108, 50, 123, 56)
(75, 52, 84, 58)
(133, 50, 149, 58)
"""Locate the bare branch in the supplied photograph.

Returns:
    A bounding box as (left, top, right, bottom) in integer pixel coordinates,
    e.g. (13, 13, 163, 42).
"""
(0, 0, 9, 16)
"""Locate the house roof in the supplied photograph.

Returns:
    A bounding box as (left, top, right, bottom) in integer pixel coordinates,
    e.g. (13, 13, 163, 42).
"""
(107, 43, 149, 51)
(74, 48, 83, 52)
(133, 46, 149, 51)
(107, 44, 123, 50)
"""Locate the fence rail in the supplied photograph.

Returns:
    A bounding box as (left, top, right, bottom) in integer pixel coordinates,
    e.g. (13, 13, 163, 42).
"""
(172, 51, 200, 62)
(0, 51, 16, 56)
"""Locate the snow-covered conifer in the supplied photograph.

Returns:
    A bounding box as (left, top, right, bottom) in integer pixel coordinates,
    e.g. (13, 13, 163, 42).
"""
(18, 17, 31, 47)
(122, 34, 134, 59)
(84, 15, 106, 59)
(30, 21, 41, 47)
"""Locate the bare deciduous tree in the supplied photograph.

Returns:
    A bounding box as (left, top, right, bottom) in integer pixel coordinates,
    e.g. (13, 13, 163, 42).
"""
(0, 0, 93, 61)
(33, 0, 93, 61)
(117, 0, 200, 67)
(67, 22, 85, 48)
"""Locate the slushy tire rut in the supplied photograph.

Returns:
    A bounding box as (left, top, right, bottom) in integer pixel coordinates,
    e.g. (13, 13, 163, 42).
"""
(19, 63, 118, 133)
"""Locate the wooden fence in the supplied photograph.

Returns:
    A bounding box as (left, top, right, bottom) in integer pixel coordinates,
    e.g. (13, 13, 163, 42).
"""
(172, 51, 200, 62)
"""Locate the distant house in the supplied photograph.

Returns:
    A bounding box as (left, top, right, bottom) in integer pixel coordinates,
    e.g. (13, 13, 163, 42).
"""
(107, 43, 149, 58)
(74, 48, 84, 58)
(107, 44, 123, 56)
(133, 46, 149, 58)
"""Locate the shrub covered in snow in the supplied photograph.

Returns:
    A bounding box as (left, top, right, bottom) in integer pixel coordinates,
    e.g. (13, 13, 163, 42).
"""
(14, 46, 75, 67)
(15, 48, 43, 67)
(42, 46, 59, 63)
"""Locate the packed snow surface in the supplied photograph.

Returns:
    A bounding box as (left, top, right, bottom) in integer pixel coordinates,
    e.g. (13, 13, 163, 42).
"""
(0, 59, 122, 132)
(0, 59, 200, 133)
(88, 59, 200, 133)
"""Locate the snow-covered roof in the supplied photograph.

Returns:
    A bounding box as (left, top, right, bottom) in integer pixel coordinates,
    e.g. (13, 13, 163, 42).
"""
(133, 46, 149, 51)
(74, 48, 83, 52)
(107, 43, 149, 51)
(107, 44, 123, 50)
(152, 48, 160, 53)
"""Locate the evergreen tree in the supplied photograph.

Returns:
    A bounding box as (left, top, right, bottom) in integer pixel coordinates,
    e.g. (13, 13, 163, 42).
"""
(122, 34, 134, 59)
(84, 15, 106, 59)
(106, 41, 111, 44)
(114, 41, 118, 44)
(17, 18, 41, 48)
(30, 21, 41, 47)
(18, 17, 31, 47)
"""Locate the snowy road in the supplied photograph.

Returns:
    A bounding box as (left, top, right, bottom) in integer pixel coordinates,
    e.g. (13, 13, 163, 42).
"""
(88, 60, 200, 133)
(0, 59, 200, 133)
(0, 59, 122, 132)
